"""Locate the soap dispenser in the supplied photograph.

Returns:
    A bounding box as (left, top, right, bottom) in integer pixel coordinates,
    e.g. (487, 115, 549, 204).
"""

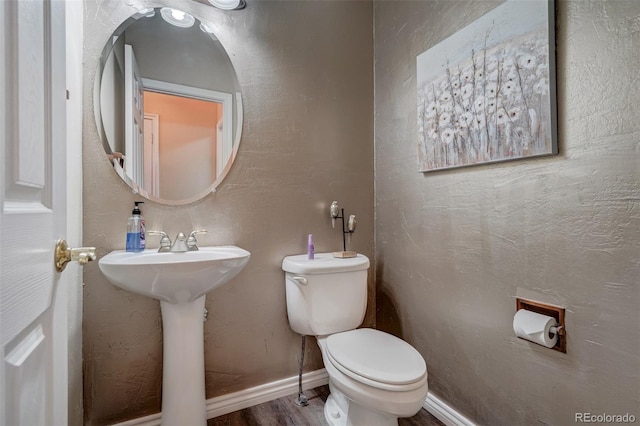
(307, 234, 314, 260)
(126, 201, 145, 252)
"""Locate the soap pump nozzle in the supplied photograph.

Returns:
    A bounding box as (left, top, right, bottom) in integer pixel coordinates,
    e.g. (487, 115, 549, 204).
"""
(132, 201, 144, 215)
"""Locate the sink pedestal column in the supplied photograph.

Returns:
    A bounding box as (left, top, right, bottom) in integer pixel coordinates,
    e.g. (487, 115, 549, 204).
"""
(160, 295, 207, 425)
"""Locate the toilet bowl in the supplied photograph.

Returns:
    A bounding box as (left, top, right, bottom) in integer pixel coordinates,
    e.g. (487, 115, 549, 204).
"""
(282, 253, 428, 426)
(319, 329, 428, 425)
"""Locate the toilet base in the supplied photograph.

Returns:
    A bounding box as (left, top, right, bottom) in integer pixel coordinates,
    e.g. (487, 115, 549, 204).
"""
(324, 384, 398, 426)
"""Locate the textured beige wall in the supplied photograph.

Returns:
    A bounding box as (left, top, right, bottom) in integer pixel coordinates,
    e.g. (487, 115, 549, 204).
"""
(82, 1, 373, 424)
(374, 1, 639, 425)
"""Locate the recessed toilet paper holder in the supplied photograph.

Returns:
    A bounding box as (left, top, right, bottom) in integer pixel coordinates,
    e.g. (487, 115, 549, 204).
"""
(516, 298, 566, 353)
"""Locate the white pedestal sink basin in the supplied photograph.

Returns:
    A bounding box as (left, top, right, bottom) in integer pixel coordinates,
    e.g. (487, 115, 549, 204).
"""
(99, 246, 250, 425)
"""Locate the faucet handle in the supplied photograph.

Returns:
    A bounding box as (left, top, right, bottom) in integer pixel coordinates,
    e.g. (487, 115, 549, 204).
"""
(148, 231, 171, 252)
(188, 230, 207, 238)
(187, 230, 207, 251)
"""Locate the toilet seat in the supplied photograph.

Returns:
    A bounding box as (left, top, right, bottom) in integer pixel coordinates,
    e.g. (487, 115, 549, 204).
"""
(325, 328, 427, 392)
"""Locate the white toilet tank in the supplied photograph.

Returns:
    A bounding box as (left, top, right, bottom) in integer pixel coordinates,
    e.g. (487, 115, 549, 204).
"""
(282, 253, 370, 336)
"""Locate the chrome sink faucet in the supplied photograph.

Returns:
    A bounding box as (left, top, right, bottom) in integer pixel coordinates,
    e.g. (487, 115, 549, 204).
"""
(148, 230, 207, 252)
(171, 232, 189, 252)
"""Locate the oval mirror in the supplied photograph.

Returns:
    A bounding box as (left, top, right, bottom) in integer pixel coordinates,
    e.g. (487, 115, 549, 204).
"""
(94, 7, 243, 205)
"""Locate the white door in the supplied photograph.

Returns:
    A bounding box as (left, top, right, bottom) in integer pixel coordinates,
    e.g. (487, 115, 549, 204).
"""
(124, 44, 145, 190)
(143, 113, 160, 197)
(0, 1, 78, 424)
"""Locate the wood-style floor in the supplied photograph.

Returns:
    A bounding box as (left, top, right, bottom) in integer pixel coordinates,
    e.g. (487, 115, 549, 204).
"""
(208, 385, 443, 426)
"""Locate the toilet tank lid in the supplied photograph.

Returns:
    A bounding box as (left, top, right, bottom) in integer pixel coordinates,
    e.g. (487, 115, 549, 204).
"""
(282, 253, 369, 274)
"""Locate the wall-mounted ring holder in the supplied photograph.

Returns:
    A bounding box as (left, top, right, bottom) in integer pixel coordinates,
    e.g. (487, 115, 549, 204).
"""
(330, 201, 356, 252)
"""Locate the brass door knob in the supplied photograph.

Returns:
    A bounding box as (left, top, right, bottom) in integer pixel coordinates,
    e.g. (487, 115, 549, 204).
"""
(54, 239, 97, 272)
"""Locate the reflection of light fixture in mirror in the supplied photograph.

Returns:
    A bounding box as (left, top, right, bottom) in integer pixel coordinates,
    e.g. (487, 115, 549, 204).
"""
(136, 8, 156, 18)
(208, 0, 246, 11)
(199, 23, 218, 41)
(160, 8, 195, 28)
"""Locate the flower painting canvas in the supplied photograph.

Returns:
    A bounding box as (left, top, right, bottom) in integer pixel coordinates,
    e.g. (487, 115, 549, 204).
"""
(416, 0, 557, 172)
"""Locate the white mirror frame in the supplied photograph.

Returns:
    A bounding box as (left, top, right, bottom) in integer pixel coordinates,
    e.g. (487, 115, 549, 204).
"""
(94, 8, 244, 206)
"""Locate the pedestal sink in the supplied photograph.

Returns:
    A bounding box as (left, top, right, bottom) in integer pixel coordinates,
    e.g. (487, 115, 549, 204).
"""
(98, 246, 250, 425)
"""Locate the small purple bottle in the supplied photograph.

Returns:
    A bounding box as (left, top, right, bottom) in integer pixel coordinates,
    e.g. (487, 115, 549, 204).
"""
(307, 234, 315, 260)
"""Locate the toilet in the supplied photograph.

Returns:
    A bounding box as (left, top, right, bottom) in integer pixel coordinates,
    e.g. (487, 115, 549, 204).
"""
(282, 253, 428, 426)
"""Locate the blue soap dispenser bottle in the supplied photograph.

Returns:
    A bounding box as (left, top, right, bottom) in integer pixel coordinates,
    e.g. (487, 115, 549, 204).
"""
(126, 201, 145, 252)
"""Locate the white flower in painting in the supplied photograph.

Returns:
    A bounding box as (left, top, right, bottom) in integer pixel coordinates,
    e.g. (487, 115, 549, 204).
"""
(459, 111, 474, 128)
(485, 82, 498, 99)
(425, 102, 438, 118)
(508, 107, 522, 121)
(439, 91, 452, 103)
(533, 78, 548, 95)
(461, 68, 474, 84)
(461, 84, 474, 100)
(494, 108, 509, 125)
(504, 66, 519, 82)
(502, 80, 517, 95)
(485, 97, 498, 112)
(427, 127, 439, 140)
(439, 112, 452, 126)
(518, 53, 536, 70)
(475, 68, 485, 82)
(451, 79, 461, 90)
(441, 128, 455, 145)
(452, 87, 461, 98)
(474, 96, 486, 111)
(472, 114, 486, 130)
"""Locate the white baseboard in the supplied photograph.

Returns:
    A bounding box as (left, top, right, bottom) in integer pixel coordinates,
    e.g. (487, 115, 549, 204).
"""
(111, 369, 329, 426)
(113, 368, 475, 426)
(206, 368, 329, 419)
(424, 392, 476, 426)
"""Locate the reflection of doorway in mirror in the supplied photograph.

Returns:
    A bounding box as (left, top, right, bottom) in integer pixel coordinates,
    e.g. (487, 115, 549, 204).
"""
(143, 91, 222, 200)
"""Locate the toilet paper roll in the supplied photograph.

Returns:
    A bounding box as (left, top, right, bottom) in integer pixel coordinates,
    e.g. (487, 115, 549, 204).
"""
(513, 309, 558, 348)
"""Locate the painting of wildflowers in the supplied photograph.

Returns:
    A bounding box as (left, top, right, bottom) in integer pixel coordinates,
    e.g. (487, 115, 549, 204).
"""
(416, 0, 557, 172)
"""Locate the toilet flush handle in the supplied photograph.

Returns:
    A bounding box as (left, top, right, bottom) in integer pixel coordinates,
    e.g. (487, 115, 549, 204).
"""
(291, 276, 308, 286)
